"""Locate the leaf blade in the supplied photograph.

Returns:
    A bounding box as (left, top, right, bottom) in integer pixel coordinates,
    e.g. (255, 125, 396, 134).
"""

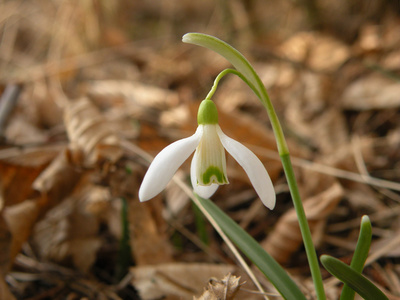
(321, 255, 388, 300)
(340, 215, 372, 300)
(196, 195, 307, 300)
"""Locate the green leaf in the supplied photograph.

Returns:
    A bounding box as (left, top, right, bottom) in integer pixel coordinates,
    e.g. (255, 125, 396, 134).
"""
(115, 197, 132, 281)
(340, 215, 372, 300)
(183, 33, 262, 99)
(195, 195, 306, 300)
(320, 255, 388, 300)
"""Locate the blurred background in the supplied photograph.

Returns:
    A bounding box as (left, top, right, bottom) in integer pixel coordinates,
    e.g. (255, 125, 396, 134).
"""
(1, 0, 400, 299)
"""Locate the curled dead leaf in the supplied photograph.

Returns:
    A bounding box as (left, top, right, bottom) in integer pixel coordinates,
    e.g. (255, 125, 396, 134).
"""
(64, 97, 123, 166)
(32, 149, 81, 207)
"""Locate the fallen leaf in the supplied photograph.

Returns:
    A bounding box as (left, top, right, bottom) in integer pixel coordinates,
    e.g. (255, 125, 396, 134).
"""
(31, 191, 102, 273)
(64, 97, 123, 167)
(262, 182, 344, 264)
(87, 80, 179, 110)
(341, 74, 400, 110)
(129, 199, 174, 265)
(32, 149, 81, 208)
(0, 147, 58, 208)
(3, 199, 40, 262)
(280, 32, 350, 72)
(0, 275, 16, 300)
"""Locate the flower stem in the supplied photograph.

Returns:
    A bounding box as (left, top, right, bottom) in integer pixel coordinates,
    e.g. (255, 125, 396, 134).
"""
(281, 154, 326, 300)
(205, 68, 259, 100)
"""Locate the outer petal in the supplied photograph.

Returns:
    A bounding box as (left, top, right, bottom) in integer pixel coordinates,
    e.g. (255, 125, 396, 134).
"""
(217, 126, 276, 209)
(191, 151, 219, 198)
(139, 127, 202, 202)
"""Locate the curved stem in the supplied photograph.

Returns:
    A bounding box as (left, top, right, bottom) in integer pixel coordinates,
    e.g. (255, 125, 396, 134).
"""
(205, 68, 260, 100)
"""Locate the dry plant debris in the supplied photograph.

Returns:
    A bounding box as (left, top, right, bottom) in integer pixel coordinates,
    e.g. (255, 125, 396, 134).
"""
(194, 273, 243, 300)
(1, 0, 400, 299)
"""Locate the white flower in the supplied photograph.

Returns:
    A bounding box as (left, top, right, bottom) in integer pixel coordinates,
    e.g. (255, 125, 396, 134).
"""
(138, 100, 275, 209)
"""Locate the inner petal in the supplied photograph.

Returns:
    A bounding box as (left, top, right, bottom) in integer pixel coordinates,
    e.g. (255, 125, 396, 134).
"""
(195, 124, 229, 186)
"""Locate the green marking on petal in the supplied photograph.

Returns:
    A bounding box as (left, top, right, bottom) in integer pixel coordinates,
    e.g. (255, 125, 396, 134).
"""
(197, 100, 218, 125)
(202, 166, 228, 185)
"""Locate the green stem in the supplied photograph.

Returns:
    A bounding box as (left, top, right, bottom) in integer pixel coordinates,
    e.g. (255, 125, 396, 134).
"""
(281, 154, 326, 300)
(205, 68, 260, 100)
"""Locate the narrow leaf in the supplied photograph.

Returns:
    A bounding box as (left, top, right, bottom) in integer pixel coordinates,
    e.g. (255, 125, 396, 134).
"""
(340, 215, 372, 300)
(195, 195, 306, 300)
(182, 33, 262, 99)
(321, 255, 388, 300)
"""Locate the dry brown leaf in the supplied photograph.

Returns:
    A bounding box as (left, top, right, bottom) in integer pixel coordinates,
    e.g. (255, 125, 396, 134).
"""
(0, 148, 57, 209)
(64, 97, 123, 167)
(130, 263, 237, 300)
(286, 102, 348, 153)
(32, 149, 81, 207)
(3, 199, 40, 263)
(280, 32, 350, 72)
(0, 275, 16, 300)
(87, 80, 179, 110)
(356, 24, 383, 52)
(3, 116, 48, 145)
(195, 273, 243, 300)
(262, 182, 344, 264)
(129, 199, 174, 265)
(0, 217, 11, 270)
(341, 74, 400, 110)
(0, 146, 61, 269)
(370, 229, 400, 258)
(0, 216, 14, 299)
(29, 81, 64, 128)
(31, 191, 102, 273)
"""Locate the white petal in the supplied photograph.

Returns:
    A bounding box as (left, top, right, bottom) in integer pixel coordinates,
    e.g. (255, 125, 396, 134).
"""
(191, 151, 219, 198)
(139, 127, 202, 202)
(217, 126, 276, 209)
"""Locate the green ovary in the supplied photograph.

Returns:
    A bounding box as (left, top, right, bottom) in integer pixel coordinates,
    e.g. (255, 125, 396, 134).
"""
(202, 166, 228, 185)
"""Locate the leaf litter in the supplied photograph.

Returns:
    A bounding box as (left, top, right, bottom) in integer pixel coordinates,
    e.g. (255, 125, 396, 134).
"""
(1, 1, 400, 299)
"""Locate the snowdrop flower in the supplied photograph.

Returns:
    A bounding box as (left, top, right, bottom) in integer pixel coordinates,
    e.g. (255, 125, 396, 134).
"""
(139, 99, 275, 209)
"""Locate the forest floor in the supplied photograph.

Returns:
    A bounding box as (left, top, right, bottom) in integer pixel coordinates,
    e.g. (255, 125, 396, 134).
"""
(1, 1, 400, 299)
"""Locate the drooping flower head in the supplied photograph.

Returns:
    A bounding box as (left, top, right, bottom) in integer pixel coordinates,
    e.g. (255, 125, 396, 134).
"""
(139, 99, 275, 209)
